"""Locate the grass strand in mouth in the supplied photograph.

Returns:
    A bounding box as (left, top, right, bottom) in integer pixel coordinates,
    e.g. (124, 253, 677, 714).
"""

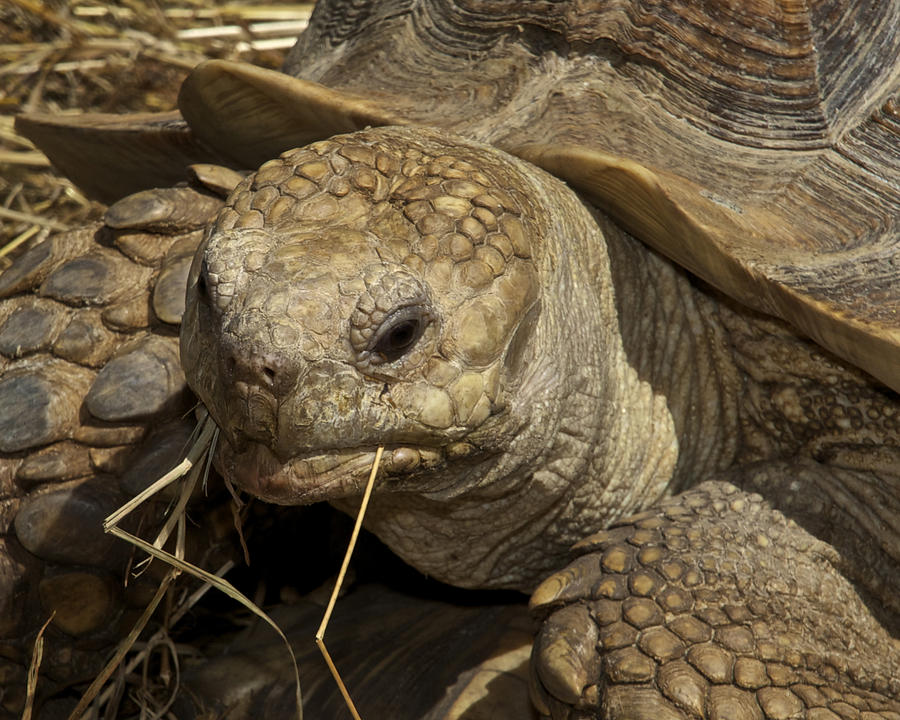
(315, 445, 385, 720)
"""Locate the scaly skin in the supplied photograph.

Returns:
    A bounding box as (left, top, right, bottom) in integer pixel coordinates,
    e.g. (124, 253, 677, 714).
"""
(0, 181, 234, 715)
(180, 126, 900, 717)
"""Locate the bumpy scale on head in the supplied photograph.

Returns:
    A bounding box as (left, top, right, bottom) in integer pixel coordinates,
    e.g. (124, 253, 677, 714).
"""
(180, 126, 541, 504)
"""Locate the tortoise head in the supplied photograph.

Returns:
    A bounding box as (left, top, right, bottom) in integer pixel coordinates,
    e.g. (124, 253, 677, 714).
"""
(181, 126, 549, 508)
(181, 126, 680, 589)
(181, 125, 686, 589)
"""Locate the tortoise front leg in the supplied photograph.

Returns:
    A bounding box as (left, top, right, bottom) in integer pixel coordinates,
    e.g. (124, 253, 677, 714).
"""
(529, 481, 900, 719)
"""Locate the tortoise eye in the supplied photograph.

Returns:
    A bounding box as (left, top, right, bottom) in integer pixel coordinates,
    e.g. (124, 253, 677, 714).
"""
(370, 307, 427, 362)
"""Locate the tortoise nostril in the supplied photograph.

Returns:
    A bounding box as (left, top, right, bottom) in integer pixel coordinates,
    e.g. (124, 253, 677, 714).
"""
(219, 343, 297, 398)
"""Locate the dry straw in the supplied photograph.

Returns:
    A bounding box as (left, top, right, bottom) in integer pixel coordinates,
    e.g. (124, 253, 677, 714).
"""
(22, 614, 55, 720)
(58, 408, 383, 720)
(0, 1, 315, 251)
(315, 444, 385, 720)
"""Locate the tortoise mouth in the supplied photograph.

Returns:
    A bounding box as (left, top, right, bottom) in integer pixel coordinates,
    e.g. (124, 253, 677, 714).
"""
(214, 436, 445, 505)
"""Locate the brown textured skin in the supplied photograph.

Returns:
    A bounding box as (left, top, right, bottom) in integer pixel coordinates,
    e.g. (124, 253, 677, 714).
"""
(180, 124, 900, 719)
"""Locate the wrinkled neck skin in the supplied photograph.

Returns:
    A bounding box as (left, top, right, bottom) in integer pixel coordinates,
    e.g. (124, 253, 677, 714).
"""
(335, 194, 739, 592)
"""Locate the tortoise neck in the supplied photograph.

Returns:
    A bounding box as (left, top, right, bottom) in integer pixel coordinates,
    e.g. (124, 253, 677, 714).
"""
(600, 212, 743, 492)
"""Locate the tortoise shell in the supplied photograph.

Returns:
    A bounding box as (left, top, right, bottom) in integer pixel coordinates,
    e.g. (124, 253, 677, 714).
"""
(20, 0, 900, 393)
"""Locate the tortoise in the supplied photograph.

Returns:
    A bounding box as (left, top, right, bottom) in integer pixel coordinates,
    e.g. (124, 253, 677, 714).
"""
(7, 0, 900, 717)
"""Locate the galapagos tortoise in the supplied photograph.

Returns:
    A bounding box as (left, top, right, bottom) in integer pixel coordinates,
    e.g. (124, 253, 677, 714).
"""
(12, 0, 900, 718)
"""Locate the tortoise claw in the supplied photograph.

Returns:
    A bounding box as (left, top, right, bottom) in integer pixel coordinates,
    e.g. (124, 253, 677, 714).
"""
(532, 604, 600, 709)
(530, 554, 611, 612)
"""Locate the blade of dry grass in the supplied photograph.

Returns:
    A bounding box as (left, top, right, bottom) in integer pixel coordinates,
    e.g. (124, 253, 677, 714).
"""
(72, 559, 235, 720)
(95, 410, 302, 719)
(70, 416, 212, 719)
(0, 205, 67, 230)
(67, 570, 179, 720)
(315, 445, 385, 720)
(0, 150, 49, 166)
(164, 4, 313, 21)
(137, 619, 181, 719)
(22, 613, 55, 720)
(102, 416, 217, 531)
(0, 224, 41, 264)
(107, 525, 304, 720)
